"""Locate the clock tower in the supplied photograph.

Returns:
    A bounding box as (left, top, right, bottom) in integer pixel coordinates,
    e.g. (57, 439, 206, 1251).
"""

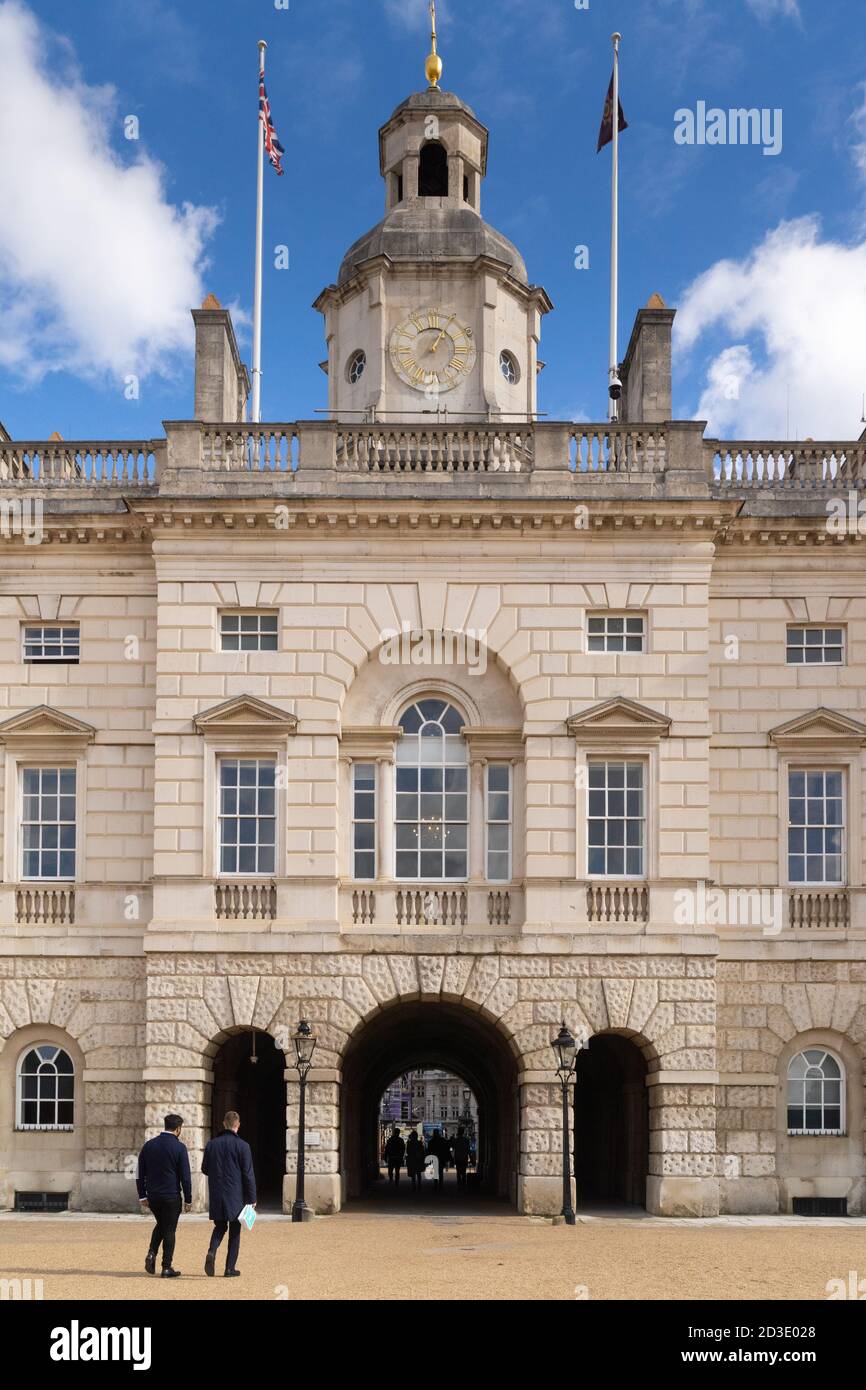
(314, 20, 552, 423)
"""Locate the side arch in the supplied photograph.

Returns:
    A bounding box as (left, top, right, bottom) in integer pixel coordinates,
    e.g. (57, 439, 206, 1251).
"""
(0, 1024, 86, 1211)
(775, 1028, 865, 1215)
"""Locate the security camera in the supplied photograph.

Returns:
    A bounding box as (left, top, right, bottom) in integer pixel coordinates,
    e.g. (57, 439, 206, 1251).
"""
(608, 374, 623, 402)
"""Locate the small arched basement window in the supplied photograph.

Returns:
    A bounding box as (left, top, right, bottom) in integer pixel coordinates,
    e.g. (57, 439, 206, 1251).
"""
(786, 1048, 845, 1135)
(17, 1044, 75, 1130)
(419, 142, 449, 197)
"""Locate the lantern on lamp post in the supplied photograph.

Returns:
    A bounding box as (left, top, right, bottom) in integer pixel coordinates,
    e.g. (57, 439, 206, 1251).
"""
(551, 1021, 577, 1226)
(291, 1019, 317, 1223)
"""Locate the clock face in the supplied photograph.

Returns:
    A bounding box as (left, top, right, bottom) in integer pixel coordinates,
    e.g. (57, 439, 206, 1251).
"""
(389, 308, 477, 393)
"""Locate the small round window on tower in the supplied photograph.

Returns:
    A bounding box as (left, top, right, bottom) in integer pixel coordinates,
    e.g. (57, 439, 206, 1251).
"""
(499, 350, 519, 385)
(347, 350, 366, 384)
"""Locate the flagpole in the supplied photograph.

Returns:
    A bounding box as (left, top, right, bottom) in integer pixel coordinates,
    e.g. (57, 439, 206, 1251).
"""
(608, 31, 622, 423)
(251, 39, 267, 426)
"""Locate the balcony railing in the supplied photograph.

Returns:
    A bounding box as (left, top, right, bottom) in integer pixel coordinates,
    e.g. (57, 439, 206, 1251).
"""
(0, 441, 159, 486)
(15, 886, 76, 926)
(570, 426, 666, 474)
(586, 882, 649, 925)
(788, 889, 850, 932)
(343, 883, 521, 930)
(709, 440, 865, 491)
(2, 422, 863, 499)
(214, 881, 277, 921)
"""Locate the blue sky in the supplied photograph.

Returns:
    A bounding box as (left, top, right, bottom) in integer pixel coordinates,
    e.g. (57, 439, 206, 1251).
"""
(1, 0, 865, 442)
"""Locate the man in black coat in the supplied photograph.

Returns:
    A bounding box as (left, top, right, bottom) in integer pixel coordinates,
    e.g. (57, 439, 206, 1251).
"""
(136, 1113, 192, 1278)
(383, 1126, 405, 1186)
(202, 1110, 257, 1278)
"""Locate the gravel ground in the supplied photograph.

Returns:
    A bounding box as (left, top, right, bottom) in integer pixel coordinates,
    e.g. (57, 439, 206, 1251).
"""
(2, 1208, 864, 1301)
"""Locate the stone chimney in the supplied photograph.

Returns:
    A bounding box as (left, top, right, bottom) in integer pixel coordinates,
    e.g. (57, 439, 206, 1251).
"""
(192, 295, 251, 423)
(620, 293, 675, 424)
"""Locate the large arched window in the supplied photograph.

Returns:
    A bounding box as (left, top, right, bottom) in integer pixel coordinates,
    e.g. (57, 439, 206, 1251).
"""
(418, 142, 449, 197)
(786, 1048, 844, 1135)
(395, 699, 467, 880)
(17, 1044, 75, 1130)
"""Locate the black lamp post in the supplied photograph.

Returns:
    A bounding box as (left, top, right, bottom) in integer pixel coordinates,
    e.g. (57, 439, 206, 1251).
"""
(551, 1021, 577, 1226)
(291, 1019, 317, 1223)
(461, 1086, 473, 1138)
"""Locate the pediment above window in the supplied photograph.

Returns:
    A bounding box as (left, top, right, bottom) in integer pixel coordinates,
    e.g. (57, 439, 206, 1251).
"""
(0, 704, 96, 745)
(193, 695, 297, 738)
(769, 707, 866, 750)
(566, 696, 671, 742)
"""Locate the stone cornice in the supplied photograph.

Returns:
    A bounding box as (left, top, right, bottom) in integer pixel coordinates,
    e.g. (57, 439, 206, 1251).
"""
(461, 727, 525, 760)
(339, 725, 404, 760)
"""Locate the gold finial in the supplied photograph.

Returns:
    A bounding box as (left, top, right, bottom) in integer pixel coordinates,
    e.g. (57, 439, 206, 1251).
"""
(425, 0, 442, 89)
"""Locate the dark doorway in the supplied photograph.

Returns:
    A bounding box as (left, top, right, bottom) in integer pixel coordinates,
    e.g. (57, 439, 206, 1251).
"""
(574, 1033, 648, 1208)
(211, 1030, 286, 1209)
(419, 141, 449, 197)
(341, 1001, 518, 1204)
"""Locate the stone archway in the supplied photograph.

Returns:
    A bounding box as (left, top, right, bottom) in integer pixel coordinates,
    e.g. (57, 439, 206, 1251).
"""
(340, 1000, 519, 1203)
(574, 1031, 650, 1209)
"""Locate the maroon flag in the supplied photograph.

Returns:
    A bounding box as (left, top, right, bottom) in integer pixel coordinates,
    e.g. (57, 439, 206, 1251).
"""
(597, 73, 628, 152)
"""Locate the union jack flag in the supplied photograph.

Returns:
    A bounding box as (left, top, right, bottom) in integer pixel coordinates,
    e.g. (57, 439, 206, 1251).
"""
(259, 72, 285, 176)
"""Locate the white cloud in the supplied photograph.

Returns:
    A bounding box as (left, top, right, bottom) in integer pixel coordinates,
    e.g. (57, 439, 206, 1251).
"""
(675, 217, 866, 438)
(744, 0, 801, 19)
(0, 0, 218, 387)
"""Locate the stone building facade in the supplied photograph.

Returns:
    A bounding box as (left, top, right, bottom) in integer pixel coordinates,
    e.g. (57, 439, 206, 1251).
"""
(0, 74, 864, 1220)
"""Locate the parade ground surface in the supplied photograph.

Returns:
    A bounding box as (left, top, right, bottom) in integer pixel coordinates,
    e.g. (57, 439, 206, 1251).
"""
(3, 1198, 866, 1301)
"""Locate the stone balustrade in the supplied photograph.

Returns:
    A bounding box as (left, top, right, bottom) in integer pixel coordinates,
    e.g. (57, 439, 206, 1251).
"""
(341, 883, 521, 931)
(709, 440, 865, 490)
(334, 425, 532, 473)
(570, 426, 666, 474)
(788, 889, 850, 932)
(0, 441, 160, 486)
(201, 426, 299, 472)
(2, 422, 864, 502)
(586, 882, 650, 925)
(15, 886, 76, 926)
(214, 881, 277, 921)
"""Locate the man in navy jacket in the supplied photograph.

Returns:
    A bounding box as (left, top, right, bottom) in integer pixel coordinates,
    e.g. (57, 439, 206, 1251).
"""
(136, 1113, 192, 1278)
(202, 1110, 257, 1278)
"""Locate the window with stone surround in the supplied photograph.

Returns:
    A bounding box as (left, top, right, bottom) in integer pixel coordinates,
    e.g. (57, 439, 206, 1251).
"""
(16, 1044, 74, 1130)
(787, 769, 844, 885)
(22, 623, 80, 664)
(786, 626, 844, 665)
(587, 614, 646, 653)
(219, 611, 278, 652)
(587, 760, 645, 878)
(395, 700, 468, 881)
(352, 762, 376, 880)
(786, 1049, 845, 1135)
(21, 767, 77, 880)
(218, 758, 276, 876)
(486, 764, 512, 881)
